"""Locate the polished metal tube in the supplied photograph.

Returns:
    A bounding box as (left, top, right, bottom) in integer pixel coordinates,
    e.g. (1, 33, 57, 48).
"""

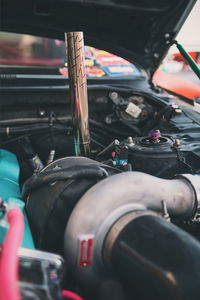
(65, 32, 90, 157)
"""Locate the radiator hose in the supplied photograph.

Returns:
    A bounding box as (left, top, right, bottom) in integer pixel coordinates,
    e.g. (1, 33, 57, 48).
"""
(0, 208, 24, 300)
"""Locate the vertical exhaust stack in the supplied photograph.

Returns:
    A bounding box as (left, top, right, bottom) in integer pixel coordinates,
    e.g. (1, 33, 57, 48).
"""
(65, 32, 90, 157)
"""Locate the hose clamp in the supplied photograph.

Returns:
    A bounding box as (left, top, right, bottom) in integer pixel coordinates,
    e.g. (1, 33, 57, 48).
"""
(175, 174, 200, 213)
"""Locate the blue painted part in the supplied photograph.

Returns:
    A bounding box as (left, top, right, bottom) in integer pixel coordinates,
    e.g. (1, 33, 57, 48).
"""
(0, 149, 20, 183)
(113, 158, 128, 167)
(0, 149, 34, 248)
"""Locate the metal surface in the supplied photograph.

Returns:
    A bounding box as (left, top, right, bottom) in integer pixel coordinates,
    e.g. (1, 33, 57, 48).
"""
(103, 210, 157, 266)
(0, 149, 34, 248)
(25, 156, 118, 254)
(175, 174, 200, 210)
(65, 32, 90, 157)
(18, 247, 64, 266)
(64, 171, 199, 286)
(29, 154, 44, 172)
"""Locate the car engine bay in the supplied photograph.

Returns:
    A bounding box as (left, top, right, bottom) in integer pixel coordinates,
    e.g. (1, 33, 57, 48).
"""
(1, 0, 200, 297)
(1, 69, 200, 300)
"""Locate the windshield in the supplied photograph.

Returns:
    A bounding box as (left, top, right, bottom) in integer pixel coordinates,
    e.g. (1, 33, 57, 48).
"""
(0, 32, 142, 78)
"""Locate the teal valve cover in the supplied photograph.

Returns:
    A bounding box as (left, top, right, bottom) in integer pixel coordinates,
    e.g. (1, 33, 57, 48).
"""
(0, 149, 34, 248)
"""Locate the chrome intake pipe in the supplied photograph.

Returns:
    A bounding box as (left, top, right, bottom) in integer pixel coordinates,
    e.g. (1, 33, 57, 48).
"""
(65, 32, 90, 157)
(64, 172, 200, 286)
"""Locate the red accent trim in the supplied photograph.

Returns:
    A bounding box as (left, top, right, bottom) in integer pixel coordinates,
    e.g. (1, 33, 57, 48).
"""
(153, 70, 200, 100)
(62, 290, 84, 300)
(0, 208, 24, 300)
(79, 238, 93, 267)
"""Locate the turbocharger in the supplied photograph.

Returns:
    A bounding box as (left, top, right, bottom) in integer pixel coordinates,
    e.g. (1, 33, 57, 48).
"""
(64, 171, 200, 300)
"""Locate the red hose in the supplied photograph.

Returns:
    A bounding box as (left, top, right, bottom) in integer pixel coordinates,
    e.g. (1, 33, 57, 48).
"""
(62, 290, 84, 300)
(0, 208, 24, 300)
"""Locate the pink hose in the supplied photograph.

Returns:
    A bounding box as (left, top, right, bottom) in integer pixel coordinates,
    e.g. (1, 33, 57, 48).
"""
(0, 208, 24, 300)
(62, 290, 84, 300)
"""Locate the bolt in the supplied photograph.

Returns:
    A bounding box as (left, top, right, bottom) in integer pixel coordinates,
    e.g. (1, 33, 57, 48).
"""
(161, 200, 170, 222)
(150, 130, 161, 143)
(38, 109, 46, 116)
(164, 33, 171, 45)
(127, 137, 134, 145)
(110, 92, 118, 100)
(104, 116, 112, 124)
(172, 104, 182, 114)
(165, 33, 170, 39)
(173, 139, 181, 149)
(175, 108, 182, 114)
(114, 139, 120, 146)
(150, 130, 161, 139)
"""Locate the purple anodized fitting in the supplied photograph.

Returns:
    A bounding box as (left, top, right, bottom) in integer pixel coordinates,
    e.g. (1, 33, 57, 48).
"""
(150, 130, 161, 142)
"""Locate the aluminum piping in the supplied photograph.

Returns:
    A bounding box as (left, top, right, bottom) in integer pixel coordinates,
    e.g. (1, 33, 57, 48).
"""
(65, 32, 90, 157)
(64, 171, 199, 285)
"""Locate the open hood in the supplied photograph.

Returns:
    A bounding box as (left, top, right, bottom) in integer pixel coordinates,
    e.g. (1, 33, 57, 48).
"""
(1, 0, 197, 75)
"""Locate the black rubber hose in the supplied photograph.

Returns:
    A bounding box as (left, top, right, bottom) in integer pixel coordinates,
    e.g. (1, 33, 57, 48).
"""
(0, 123, 68, 137)
(0, 119, 139, 140)
(109, 214, 200, 300)
(22, 165, 108, 198)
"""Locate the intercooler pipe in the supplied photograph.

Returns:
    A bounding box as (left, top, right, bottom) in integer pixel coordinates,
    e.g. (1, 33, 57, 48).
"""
(65, 32, 90, 157)
(64, 172, 200, 298)
(105, 210, 200, 300)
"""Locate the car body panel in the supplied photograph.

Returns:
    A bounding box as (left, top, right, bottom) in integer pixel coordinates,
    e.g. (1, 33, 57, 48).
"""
(1, 0, 197, 74)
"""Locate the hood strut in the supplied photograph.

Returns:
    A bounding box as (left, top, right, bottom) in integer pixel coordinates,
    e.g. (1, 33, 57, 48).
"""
(174, 40, 200, 80)
(65, 32, 90, 157)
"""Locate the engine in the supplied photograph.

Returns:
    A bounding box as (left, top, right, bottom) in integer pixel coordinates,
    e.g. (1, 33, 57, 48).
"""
(1, 35, 200, 300)
(1, 84, 200, 300)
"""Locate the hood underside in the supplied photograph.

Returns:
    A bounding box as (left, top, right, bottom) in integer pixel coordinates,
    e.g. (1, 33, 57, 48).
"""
(0, 0, 197, 74)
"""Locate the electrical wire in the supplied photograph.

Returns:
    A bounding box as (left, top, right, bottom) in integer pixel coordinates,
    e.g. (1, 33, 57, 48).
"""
(49, 111, 55, 151)
(0, 126, 71, 147)
(62, 290, 84, 300)
(22, 165, 109, 197)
